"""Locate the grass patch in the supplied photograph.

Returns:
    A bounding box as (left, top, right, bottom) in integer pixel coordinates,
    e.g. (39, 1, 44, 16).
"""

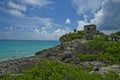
(77, 54, 97, 61)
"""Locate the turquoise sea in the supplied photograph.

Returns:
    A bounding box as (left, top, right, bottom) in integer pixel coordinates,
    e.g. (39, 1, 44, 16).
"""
(0, 40, 59, 62)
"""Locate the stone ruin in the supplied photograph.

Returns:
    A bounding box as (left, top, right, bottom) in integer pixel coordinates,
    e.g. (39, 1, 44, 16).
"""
(105, 36, 120, 42)
(60, 24, 119, 42)
(112, 36, 120, 41)
(84, 24, 120, 41)
(84, 24, 99, 40)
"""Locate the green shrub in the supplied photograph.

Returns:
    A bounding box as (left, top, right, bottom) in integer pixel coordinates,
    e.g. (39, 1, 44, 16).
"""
(60, 31, 85, 42)
(103, 41, 120, 54)
(98, 53, 120, 64)
(77, 54, 97, 61)
(0, 60, 119, 80)
(86, 37, 105, 50)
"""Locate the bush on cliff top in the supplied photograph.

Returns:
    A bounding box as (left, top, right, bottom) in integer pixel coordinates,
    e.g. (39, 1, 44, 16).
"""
(60, 31, 85, 42)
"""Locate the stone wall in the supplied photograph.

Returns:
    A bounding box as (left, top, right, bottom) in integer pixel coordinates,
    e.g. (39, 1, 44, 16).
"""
(84, 24, 98, 35)
(84, 24, 100, 40)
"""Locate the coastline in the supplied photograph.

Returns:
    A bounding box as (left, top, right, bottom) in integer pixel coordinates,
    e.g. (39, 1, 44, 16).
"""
(0, 54, 34, 62)
(0, 40, 60, 62)
(0, 45, 61, 74)
(0, 39, 120, 77)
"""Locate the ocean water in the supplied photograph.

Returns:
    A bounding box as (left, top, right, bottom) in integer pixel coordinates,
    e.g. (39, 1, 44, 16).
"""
(0, 40, 59, 62)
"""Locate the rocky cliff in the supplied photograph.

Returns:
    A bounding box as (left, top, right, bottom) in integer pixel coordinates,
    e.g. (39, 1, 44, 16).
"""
(0, 39, 97, 74)
(0, 39, 120, 77)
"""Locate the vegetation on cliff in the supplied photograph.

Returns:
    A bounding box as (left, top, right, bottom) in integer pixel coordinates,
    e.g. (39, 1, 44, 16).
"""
(111, 31, 120, 36)
(77, 36, 120, 64)
(0, 60, 119, 80)
(60, 30, 120, 65)
(60, 30, 85, 42)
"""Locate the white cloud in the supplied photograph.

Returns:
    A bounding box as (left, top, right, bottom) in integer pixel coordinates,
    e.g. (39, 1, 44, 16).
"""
(5, 26, 14, 30)
(8, 1, 26, 12)
(12, 17, 53, 29)
(77, 14, 90, 30)
(20, 0, 53, 8)
(7, 0, 53, 18)
(77, 21, 88, 30)
(9, 26, 13, 30)
(34, 28, 40, 34)
(7, 1, 26, 17)
(101, 29, 120, 35)
(71, 0, 103, 15)
(75, 0, 120, 34)
(9, 9, 25, 17)
(41, 27, 47, 34)
(54, 28, 64, 36)
(4, 26, 15, 33)
(53, 27, 70, 39)
(91, 0, 120, 30)
(90, 9, 104, 26)
(65, 18, 71, 24)
(43, 18, 53, 28)
(83, 15, 88, 22)
(26, 27, 70, 40)
(10, 16, 68, 40)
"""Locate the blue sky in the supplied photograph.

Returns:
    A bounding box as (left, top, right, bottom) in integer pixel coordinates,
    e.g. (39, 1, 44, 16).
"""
(0, 0, 120, 40)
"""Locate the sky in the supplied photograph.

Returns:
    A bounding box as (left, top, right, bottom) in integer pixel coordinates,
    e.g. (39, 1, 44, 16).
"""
(0, 0, 120, 40)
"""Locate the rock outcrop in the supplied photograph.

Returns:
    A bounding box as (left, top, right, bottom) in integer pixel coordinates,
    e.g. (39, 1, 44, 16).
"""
(0, 39, 120, 77)
(0, 39, 88, 74)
